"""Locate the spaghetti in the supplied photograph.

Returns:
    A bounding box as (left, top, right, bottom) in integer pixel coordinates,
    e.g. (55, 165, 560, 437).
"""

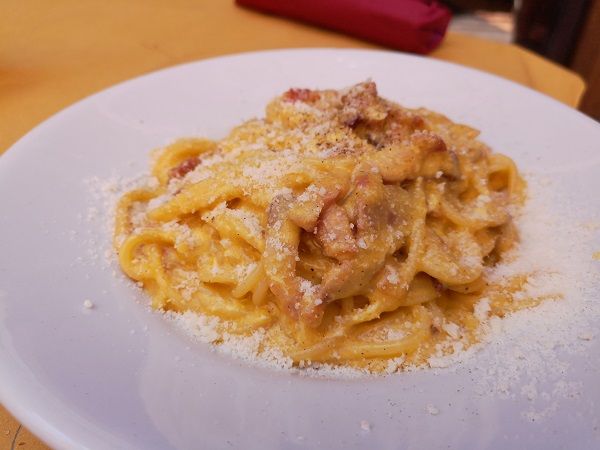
(115, 81, 535, 372)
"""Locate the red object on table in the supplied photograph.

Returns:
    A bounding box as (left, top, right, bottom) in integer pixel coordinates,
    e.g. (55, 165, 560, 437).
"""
(235, 0, 452, 54)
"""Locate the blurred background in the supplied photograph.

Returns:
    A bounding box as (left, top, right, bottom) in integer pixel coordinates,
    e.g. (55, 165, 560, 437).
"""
(444, 0, 599, 121)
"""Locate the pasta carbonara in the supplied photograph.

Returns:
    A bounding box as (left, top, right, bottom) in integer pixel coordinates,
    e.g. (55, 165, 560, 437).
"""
(115, 81, 534, 372)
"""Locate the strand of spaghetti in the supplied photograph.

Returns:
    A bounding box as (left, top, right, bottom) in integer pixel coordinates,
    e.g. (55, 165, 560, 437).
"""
(336, 308, 432, 360)
(114, 189, 157, 244)
(151, 138, 217, 185)
(118, 229, 176, 278)
(488, 153, 523, 195)
(232, 262, 265, 298)
(147, 178, 244, 222)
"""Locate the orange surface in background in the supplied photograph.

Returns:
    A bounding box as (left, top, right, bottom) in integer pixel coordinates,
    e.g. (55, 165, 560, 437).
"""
(0, 0, 585, 447)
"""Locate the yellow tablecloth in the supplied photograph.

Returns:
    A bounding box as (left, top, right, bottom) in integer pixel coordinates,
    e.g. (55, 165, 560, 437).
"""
(0, 0, 585, 447)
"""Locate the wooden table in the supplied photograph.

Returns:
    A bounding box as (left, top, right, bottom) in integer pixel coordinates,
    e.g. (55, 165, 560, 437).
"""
(0, 0, 586, 447)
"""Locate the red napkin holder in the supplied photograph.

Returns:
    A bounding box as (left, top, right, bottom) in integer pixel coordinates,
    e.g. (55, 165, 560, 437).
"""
(236, 0, 452, 54)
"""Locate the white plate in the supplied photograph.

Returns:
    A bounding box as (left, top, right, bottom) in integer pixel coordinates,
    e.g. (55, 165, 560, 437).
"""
(1, 49, 599, 450)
